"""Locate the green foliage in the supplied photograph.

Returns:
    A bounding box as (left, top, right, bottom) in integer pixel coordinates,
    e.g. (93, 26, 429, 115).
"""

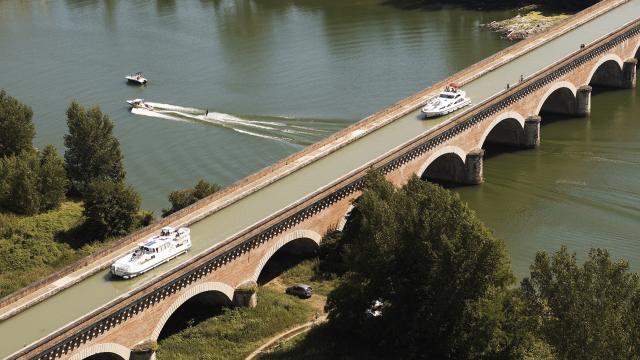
(132, 340, 159, 353)
(0, 202, 109, 297)
(326, 171, 516, 359)
(521, 247, 640, 359)
(63, 101, 125, 195)
(157, 288, 314, 360)
(38, 145, 68, 211)
(0, 148, 68, 215)
(135, 209, 156, 228)
(0, 151, 41, 215)
(83, 179, 141, 239)
(162, 179, 222, 217)
(0, 90, 35, 157)
(317, 231, 347, 276)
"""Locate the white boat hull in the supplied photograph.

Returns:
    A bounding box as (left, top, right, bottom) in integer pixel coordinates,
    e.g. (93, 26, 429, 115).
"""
(111, 243, 190, 279)
(111, 228, 191, 279)
(421, 98, 471, 118)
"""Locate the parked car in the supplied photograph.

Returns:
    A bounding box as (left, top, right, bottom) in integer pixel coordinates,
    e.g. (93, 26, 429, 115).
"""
(286, 284, 313, 299)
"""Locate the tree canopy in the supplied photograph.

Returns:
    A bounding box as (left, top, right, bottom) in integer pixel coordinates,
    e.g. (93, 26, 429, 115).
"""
(326, 172, 518, 359)
(83, 179, 141, 239)
(0, 90, 35, 158)
(521, 247, 640, 359)
(162, 179, 222, 217)
(64, 101, 125, 195)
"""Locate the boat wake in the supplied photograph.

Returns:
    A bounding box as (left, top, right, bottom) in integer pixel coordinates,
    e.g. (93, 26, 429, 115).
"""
(130, 102, 344, 145)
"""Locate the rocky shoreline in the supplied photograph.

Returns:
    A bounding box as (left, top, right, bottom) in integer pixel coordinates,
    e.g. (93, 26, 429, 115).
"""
(482, 8, 569, 40)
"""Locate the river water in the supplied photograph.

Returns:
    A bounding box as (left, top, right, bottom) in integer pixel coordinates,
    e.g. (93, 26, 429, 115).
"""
(0, 0, 637, 278)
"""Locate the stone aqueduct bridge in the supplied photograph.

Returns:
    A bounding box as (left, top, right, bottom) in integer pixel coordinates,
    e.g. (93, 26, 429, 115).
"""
(3, 1, 640, 359)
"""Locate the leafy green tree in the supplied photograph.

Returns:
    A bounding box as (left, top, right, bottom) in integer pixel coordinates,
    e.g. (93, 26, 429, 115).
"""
(1, 151, 41, 215)
(326, 172, 520, 359)
(0, 90, 35, 157)
(64, 101, 125, 195)
(38, 145, 68, 211)
(521, 247, 640, 359)
(162, 179, 222, 217)
(83, 179, 141, 239)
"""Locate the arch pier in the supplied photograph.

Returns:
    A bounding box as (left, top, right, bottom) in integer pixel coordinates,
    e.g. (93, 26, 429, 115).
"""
(422, 150, 484, 185)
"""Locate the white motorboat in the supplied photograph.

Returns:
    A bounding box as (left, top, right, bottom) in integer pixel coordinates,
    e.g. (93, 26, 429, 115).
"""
(111, 227, 191, 279)
(126, 98, 154, 111)
(421, 83, 471, 118)
(125, 72, 148, 85)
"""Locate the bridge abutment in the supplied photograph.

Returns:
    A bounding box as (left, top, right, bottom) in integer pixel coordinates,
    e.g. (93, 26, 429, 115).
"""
(622, 59, 637, 88)
(233, 282, 258, 308)
(523, 116, 541, 149)
(575, 85, 592, 116)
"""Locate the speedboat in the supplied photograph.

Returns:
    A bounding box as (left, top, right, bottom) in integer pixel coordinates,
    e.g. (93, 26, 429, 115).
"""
(421, 83, 471, 118)
(111, 227, 191, 279)
(126, 98, 154, 111)
(125, 72, 148, 85)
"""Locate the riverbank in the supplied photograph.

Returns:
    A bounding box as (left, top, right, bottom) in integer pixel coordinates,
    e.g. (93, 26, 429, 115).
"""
(482, 10, 570, 40)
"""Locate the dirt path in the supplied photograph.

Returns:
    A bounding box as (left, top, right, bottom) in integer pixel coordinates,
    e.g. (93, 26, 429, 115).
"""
(244, 313, 328, 360)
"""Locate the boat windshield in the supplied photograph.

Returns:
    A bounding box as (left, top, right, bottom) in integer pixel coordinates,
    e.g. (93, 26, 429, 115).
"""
(439, 94, 455, 99)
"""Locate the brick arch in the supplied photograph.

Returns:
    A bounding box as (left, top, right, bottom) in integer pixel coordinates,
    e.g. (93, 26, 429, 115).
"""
(633, 39, 640, 61)
(250, 229, 322, 284)
(534, 80, 578, 115)
(67, 343, 129, 360)
(151, 281, 234, 340)
(586, 53, 624, 85)
(477, 110, 526, 149)
(337, 205, 354, 231)
(415, 145, 467, 178)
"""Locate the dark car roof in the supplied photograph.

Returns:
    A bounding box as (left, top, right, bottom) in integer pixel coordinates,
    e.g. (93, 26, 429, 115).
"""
(291, 283, 312, 290)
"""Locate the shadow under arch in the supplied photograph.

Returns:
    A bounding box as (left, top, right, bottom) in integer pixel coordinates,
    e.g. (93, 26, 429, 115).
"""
(68, 343, 129, 360)
(535, 81, 578, 117)
(478, 111, 526, 151)
(419, 149, 467, 186)
(252, 230, 321, 285)
(152, 282, 234, 341)
(588, 54, 624, 88)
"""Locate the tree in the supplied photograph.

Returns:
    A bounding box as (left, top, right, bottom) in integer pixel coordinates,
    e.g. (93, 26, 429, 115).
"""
(0, 90, 35, 157)
(83, 179, 141, 239)
(521, 247, 640, 359)
(162, 179, 222, 217)
(1, 151, 41, 215)
(64, 101, 125, 195)
(326, 172, 520, 359)
(38, 145, 68, 211)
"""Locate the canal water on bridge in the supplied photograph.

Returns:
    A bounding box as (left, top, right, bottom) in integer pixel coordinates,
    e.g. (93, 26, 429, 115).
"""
(0, 1, 639, 347)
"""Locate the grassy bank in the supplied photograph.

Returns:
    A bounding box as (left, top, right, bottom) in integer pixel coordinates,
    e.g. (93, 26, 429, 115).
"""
(0, 201, 112, 298)
(156, 287, 315, 360)
(157, 258, 338, 359)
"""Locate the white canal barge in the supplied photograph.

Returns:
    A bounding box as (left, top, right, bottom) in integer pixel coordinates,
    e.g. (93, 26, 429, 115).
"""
(111, 226, 191, 279)
(421, 83, 471, 118)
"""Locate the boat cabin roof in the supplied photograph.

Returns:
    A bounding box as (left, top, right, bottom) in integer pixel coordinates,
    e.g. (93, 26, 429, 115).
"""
(140, 239, 163, 249)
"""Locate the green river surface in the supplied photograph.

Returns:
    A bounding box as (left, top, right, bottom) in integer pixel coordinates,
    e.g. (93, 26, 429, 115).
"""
(0, 0, 638, 298)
